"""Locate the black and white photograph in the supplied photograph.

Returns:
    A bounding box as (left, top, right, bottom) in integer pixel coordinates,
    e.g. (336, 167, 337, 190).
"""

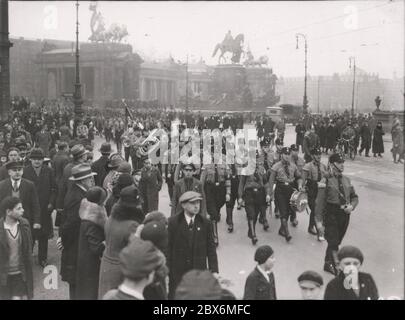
(0, 0, 403, 302)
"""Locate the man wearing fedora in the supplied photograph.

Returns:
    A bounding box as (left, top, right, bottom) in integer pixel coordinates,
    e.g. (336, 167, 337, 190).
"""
(59, 163, 96, 300)
(167, 191, 218, 299)
(0, 160, 41, 233)
(91, 142, 112, 187)
(56, 144, 89, 215)
(23, 148, 57, 267)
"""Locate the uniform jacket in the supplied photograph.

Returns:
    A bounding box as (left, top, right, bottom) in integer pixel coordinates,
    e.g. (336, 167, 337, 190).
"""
(0, 178, 41, 228)
(324, 174, 359, 208)
(324, 272, 379, 300)
(171, 177, 207, 217)
(167, 213, 218, 298)
(140, 166, 162, 213)
(243, 267, 277, 300)
(60, 183, 86, 284)
(0, 217, 34, 299)
(23, 164, 57, 237)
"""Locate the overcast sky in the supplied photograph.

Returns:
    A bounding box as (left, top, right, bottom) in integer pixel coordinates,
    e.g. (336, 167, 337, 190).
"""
(9, 0, 404, 78)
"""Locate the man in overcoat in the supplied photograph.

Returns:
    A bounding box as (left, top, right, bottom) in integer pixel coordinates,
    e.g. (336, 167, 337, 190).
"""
(23, 148, 57, 267)
(167, 191, 218, 300)
(59, 163, 96, 300)
(0, 160, 41, 233)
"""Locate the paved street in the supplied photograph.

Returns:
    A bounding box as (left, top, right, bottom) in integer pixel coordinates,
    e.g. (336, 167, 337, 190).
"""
(32, 124, 404, 300)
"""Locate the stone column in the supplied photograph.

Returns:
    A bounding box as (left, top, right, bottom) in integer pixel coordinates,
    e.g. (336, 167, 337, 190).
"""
(0, 0, 13, 118)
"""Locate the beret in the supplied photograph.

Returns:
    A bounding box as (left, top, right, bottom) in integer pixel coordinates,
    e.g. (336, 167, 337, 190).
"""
(337, 246, 364, 264)
(298, 270, 323, 286)
(254, 245, 274, 264)
(140, 219, 168, 253)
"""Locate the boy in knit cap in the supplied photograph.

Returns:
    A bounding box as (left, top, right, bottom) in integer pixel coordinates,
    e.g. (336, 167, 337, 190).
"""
(324, 245, 379, 300)
(297, 270, 324, 300)
(243, 245, 277, 300)
(103, 238, 166, 300)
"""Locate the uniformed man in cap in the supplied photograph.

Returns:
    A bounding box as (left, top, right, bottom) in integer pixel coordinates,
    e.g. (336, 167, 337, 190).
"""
(322, 153, 359, 275)
(238, 154, 271, 245)
(289, 144, 305, 227)
(302, 147, 329, 241)
(171, 163, 206, 217)
(200, 155, 231, 246)
(268, 147, 304, 242)
(167, 191, 218, 299)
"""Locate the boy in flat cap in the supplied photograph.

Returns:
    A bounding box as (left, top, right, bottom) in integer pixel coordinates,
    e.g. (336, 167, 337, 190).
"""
(322, 154, 359, 276)
(167, 191, 218, 300)
(324, 246, 379, 300)
(243, 245, 276, 300)
(298, 270, 323, 300)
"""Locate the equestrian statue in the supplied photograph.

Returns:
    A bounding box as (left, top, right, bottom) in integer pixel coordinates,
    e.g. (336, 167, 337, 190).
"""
(212, 30, 245, 64)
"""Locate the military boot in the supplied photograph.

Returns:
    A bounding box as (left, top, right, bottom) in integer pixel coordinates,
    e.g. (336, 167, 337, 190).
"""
(212, 221, 219, 247)
(226, 207, 234, 233)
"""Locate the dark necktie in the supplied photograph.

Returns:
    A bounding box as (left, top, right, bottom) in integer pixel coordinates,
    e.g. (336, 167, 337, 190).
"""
(317, 163, 322, 182)
(13, 180, 19, 192)
(188, 218, 194, 230)
(283, 162, 290, 181)
(337, 175, 346, 205)
(214, 165, 219, 184)
(264, 153, 269, 171)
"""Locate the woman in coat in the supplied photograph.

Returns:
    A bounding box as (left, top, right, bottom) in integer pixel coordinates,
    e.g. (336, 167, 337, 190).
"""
(372, 121, 384, 157)
(76, 187, 107, 300)
(98, 185, 144, 299)
(140, 158, 162, 213)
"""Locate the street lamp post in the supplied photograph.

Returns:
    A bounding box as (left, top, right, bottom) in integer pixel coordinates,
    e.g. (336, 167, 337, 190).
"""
(296, 33, 308, 114)
(317, 76, 321, 114)
(349, 56, 356, 117)
(185, 54, 189, 112)
(73, 0, 83, 138)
